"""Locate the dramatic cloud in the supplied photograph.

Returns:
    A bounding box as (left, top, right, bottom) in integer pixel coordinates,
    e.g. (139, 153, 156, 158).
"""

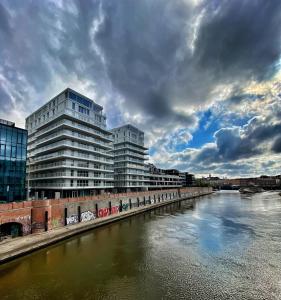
(0, 0, 281, 177)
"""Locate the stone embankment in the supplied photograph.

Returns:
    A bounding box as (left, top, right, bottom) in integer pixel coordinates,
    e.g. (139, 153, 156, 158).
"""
(0, 187, 212, 263)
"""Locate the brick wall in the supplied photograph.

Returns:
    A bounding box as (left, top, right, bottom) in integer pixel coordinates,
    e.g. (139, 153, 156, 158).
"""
(0, 187, 212, 235)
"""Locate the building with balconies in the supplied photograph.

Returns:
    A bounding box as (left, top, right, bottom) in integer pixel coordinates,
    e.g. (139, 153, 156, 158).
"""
(0, 119, 27, 202)
(111, 124, 148, 192)
(145, 163, 182, 190)
(26, 88, 114, 199)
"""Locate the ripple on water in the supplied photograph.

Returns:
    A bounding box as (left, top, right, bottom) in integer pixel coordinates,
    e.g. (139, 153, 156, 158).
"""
(0, 191, 281, 299)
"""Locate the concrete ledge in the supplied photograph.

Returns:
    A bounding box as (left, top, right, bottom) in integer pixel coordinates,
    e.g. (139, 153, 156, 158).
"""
(0, 192, 211, 264)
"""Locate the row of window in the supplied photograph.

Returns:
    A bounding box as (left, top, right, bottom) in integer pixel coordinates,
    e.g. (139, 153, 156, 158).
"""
(69, 91, 92, 108)
(0, 144, 27, 160)
(72, 102, 103, 124)
(0, 126, 27, 145)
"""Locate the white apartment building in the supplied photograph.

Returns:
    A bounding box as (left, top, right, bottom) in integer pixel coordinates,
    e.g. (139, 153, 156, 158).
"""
(144, 164, 182, 189)
(26, 88, 114, 198)
(111, 125, 148, 192)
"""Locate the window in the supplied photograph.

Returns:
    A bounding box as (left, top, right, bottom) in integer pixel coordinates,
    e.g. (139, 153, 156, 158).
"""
(72, 102, 75, 110)
(11, 146, 16, 158)
(69, 91, 92, 108)
(78, 106, 89, 115)
(78, 170, 89, 177)
(0, 144, 5, 157)
(77, 180, 88, 187)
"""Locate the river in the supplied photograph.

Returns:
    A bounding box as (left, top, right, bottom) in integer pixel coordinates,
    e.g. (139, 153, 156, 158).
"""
(0, 191, 281, 299)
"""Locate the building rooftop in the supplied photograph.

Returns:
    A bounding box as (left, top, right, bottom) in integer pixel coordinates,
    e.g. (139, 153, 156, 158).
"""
(111, 124, 144, 134)
(0, 119, 15, 127)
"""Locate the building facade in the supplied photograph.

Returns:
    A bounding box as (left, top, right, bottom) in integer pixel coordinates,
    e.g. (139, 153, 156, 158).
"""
(145, 164, 182, 190)
(26, 88, 114, 199)
(0, 120, 27, 202)
(111, 125, 148, 192)
(180, 172, 195, 187)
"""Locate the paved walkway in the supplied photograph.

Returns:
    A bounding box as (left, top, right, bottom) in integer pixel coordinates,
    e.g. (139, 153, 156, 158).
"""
(0, 192, 211, 264)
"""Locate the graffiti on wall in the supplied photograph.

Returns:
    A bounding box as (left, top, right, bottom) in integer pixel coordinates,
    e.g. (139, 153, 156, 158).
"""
(66, 215, 78, 225)
(98, 206, 119, 217)
(122, 203, 129, 211)
(112, 206, 119, 214)
(81, 211, 96, 222)
(98, 207, 110, 218)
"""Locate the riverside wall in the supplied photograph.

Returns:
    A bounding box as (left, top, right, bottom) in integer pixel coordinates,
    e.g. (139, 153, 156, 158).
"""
(0, 187, 212, 236)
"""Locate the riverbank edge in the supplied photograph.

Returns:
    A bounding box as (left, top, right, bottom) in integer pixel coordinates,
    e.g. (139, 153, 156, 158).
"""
(0, 191, 212, 264)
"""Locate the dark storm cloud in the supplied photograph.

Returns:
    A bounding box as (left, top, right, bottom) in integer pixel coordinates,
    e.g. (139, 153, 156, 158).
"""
(1, 0, 281, 122)
(207, 120, 281, 162)
(95, 0, 194, 121)
(0, 2, 11, 35)
(94, 0, 281, 127)
(0, 0, 281, 176)
(195, 0, 281, 80)
(272, 136, 281, 153)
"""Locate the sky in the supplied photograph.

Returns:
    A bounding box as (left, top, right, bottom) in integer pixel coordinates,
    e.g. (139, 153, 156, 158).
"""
(0, 0, 281, 178)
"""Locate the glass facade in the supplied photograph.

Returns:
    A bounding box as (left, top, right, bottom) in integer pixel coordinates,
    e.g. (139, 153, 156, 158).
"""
(0, 122, 27, 202)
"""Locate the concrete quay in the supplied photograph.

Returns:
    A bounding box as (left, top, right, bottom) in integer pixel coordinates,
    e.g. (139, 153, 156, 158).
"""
(0, 189, 212, 264)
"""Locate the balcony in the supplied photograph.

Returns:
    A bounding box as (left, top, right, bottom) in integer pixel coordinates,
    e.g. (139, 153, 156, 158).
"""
(28, 162, 114, 173)
(29, 150, 114, 165)
(113, 151, 148, 160)
(32, 140, 113, 157)
(113, 144, 148, 154)
(34, 129, 113, 150)
(29, 172, 114, 180)
(33, 119, 113, 142)
(114, 157, 145, 165)
(30, 183, 114, 189)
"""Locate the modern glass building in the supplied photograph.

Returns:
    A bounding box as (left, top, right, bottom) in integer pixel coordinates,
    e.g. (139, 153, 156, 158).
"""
(0, 120, 27, 202)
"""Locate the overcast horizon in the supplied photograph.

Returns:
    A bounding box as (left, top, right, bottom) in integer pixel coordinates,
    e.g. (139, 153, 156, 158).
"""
(0, 0, 281, 178)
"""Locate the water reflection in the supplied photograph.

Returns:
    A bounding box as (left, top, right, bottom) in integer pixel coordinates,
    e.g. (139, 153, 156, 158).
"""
(0, 191, 281, 299)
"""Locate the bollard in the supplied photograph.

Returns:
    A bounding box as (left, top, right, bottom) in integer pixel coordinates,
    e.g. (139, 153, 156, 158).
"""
(78, 206, 81, 222)
(64, 207, 68, 226)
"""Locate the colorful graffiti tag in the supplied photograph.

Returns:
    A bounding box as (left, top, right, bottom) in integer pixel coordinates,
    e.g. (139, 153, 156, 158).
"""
(111, 206, 119, 214)
(122, 203, 129, 211)
(98, 206, 119, 218)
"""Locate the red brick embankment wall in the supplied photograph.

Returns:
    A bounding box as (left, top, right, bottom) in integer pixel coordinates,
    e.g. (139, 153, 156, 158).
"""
(0, 187, 212, 235)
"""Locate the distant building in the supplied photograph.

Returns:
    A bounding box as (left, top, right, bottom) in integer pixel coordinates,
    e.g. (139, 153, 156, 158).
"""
(0, 119, 27, 202)
(111, 124, 148, 192)
(145, 164, 182, 189)
(180, 172, 195, 187)
(26, 88, 114, 199)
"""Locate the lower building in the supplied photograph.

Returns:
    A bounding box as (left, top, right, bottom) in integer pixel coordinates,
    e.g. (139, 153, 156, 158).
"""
(145, 164, 182, 189)
(111, 125, 148, 192)
(0, 119, 27, 202)
(180, 172, 196, 187)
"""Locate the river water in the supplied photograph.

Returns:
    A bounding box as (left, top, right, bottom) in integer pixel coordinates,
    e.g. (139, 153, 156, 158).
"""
(0, 191, 281, 299)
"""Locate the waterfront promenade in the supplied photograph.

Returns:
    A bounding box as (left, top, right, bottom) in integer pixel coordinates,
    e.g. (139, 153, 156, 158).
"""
(0, 187, 212, 263)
